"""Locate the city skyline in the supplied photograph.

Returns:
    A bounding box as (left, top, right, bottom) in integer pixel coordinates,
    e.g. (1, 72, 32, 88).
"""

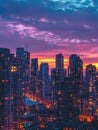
(2, 47, 98, 72)
(1, 1, 98, 130)
(0, 48, 98, 129)
(0, 47, 97, 75)
(0, 0, 98, 70)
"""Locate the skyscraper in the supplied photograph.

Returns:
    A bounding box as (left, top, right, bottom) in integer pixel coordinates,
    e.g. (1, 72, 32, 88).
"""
(68, 54, 83, 84)
(10, 63, 19, 129)
(86, 78, 96, 117)
(56, 53, 64, 81)
(68, 54, 83, 117)
(40, 62, 49, 99)
(24, 50, 30, 91)
(0, 48, 11, 129)
(0, 48, 19, 130)
(31, 58, 39, 94)
(86, 64, 96, 84)
(31, 58, 38, 77)
(51, 68, 58, 105)
(16, 48, 24, 59)
(16, 48, 30, 115)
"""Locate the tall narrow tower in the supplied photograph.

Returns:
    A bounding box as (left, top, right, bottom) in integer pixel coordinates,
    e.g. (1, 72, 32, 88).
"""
(87, 78, 96, 116)
(56, 53, 64, 81)
(40, 62, 49, 99)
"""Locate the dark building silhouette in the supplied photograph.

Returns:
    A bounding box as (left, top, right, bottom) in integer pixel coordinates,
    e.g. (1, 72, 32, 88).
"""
(56, 53, 64, 81)
(40, 62, 49, 99)
(86, 64, 96, 84)
(56, 77, 79, 120)
(68, 54, 83, 83)
(31, 58, 38, 77)
(16, 48, 30, 115)
(24, 50, 30, 91)
(30, 58, 41, 97)
(16, 48, 24, 59)
(68, 54, 83, 97)
(0, 48, 11, 129)
(68, 54, 83, 118)
(1, 48, 98, 129)
(10, 63, 20, 129)
(0, 48, 19, 129)
(31, 58, 38, 94)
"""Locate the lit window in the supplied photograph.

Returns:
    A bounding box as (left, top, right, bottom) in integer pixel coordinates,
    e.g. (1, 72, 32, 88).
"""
(11, 66, 17, 72)
(89, 87, 92, 92)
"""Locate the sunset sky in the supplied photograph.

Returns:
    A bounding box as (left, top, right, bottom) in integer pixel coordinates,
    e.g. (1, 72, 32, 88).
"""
(0, 0, 98, 70)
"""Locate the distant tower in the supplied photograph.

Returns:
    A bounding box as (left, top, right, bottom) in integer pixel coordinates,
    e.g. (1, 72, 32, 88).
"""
(0, 48, 11, 129)
(94, 73, 98, 119)
(0, 48, 19, 130)
(68, 54, 83, 83)
(16, 48, 30, 114)
(86, 64, 96, 84)
(24, 50, 30, 90)
(87, 78, 96, 116)
(40, 62, 49, 99)
(31, 58, 38, 77)
(51, 68, 57, 103)
(68, 54, 83, 117)
(10, 64, 19, 129)
(24, 51, 30, 65)
(16, 48, 24, 59)
(56, 53, 64, 81)
(31, 58, 38, 94)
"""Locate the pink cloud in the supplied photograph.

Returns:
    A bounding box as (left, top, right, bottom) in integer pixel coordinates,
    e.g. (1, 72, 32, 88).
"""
(83, 24, 93, 29)
(39, 17, 49, 23)
(6, 22, 91, 46)
(6, 22, 98, 69)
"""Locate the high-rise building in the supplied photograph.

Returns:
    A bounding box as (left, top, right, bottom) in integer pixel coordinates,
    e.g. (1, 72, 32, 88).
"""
(56, 53, 64, 81)
(86, 78, 96, 117)
(86, 64, 96, 84)
(10, 63, 19, 129)
(68, 54, 83, 117)
(0, 48, 19, 130)
(68, 54, 83, 84)
(56, 77, 79, 120)
(51, 68, 59, 105)
(16, 48, 24, 59)
(16, 48, 30, 115)
(40, 62, 49, 99)
(0, 48, 11, 129)
(94, 72, 98, 119)
(31, 58, 38, 77)
(31, 58, 39, 95)
(24, 50, 30, 91)
(24, 51, 30, 65)
(51, 68, 57, 105)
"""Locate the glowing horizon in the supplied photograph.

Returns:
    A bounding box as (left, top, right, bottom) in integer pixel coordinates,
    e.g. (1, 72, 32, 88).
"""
(30, 55, 98, 73)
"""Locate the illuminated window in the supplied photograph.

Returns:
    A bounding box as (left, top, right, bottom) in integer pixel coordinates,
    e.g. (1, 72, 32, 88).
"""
(1, 80, 5, 83)
(11, 66, 17, 72)
(57, 90, 61, 95)
(89, 87, 92, 92)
